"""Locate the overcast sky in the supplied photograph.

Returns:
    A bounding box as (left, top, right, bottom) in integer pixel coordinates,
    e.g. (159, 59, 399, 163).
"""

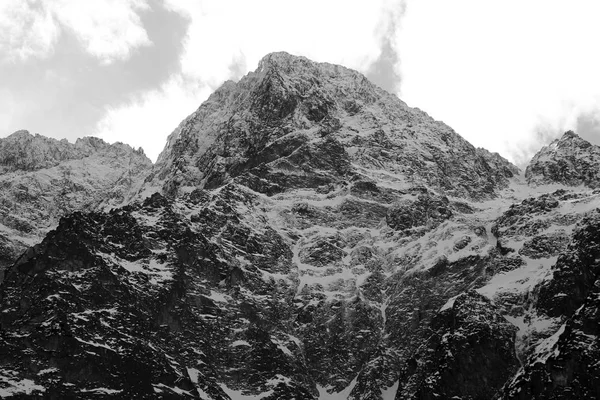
(1, 0, 599, 167)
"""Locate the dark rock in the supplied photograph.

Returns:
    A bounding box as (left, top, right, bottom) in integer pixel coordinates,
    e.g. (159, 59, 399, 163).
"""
(401, 291, 519, 399)
(386, 193, 452, 233)
(537, 209, 600, 317)
(503, 291, 600, 399)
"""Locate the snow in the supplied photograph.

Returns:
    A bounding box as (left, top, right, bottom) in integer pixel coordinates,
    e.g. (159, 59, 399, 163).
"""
(0, 370, 46, 397)
(534, 323, 566, 363)
(317, 376, 358, 400)
(207, 290, 230, 303)
(231, 340, 251, 347)
(152, 383, 192, 396)
(477, 256, 556, 298)
(381, 381, 399, 400)
(37, 368, 58, 375)
(74, 337, 115, 352)
(113, 255, 174, 286)
(80, 388, 123, 394)
(379, 296, 389, 326)
(196, 387, 215, 400)
(440, 295, 459, 312)
(272, 339, 293, 356)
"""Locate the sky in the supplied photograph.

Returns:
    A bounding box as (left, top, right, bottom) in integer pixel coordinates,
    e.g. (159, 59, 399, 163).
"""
(1, 0, 599, 167)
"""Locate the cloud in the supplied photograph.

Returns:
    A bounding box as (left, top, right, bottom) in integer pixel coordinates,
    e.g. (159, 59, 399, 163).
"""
(52, 0, 152, 64)
(0, 0, 151, 64)
(163, 0, 405, 83)
(506, 105, 600, 168)
(575, 111, 600, 145)
(94, 75, 213, 161)
(507, 120, 564, 169)
(228, 52, 247, 82)
(0, 1, 60, 62)
(366, 2, 406, 94)
(0, 89, 15, 132)
(397, 0, 600, 166)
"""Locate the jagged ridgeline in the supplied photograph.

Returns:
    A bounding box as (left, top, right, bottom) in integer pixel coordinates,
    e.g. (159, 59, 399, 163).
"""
(0, 53, 599, 399)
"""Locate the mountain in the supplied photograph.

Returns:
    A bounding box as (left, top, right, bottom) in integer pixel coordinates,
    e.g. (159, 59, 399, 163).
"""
(0, 131, 152, 278)
(526, 130, 600, 188)
(0, 52, 599, 399)
(142, 52, 517, 200)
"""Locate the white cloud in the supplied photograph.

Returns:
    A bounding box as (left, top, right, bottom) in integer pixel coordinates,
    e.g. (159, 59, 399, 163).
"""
(52, 0, 152, 64)
(0, 89, 15, 132)
(0, 1, 60, 62)
(94, 75, 213, 161)
(0, 0, 151, 64)
(164, 0, 404, 84)
(397, 0, 600, 165)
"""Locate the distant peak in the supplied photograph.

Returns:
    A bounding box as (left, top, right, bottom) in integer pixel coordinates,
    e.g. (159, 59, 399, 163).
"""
(552, 130, 591, 150)
(525, 130, 600, 187)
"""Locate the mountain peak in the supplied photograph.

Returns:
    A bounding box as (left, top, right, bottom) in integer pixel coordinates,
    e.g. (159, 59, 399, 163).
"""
(525, 130, 600, 187)
(561, 130, 578, 140)
(149, 53, 517, 200)
(258, 51, 308, 69)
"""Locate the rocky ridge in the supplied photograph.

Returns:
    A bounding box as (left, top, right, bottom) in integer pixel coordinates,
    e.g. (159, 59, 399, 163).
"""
(0, 53, 599, 399)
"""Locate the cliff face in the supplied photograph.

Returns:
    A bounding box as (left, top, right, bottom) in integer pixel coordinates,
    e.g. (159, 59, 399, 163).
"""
(0, 53, 598, 399)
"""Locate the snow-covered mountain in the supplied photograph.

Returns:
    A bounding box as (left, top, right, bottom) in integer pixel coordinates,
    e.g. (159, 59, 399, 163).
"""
(0, 53, 599, 399)
(142, 52, 518, 201)
(0, 131, 152, 277)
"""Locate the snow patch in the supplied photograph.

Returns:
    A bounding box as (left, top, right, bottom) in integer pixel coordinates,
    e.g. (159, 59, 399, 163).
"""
(381, 380, 399, 400)
(0, 371, 46, 397)
(440, 294, 459, 312)
(80, 387, 123, 394)
(477, 256, 556, 298)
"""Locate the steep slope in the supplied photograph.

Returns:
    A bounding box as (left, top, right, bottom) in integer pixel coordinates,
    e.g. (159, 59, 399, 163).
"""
(0, 53, 598, 400)
(0, 131, 152, 277)
(526, 130, 600, 188)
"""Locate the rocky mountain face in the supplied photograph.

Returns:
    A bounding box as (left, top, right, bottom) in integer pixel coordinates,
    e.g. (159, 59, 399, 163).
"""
(0, 131, 152, 277)
(1, 53, 599, 399)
